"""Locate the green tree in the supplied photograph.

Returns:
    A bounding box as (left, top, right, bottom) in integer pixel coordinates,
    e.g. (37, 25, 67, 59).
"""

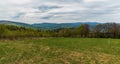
(76, 24, 90, 37)
(0, 26, 9, 38)
(58, 29, 71, 37)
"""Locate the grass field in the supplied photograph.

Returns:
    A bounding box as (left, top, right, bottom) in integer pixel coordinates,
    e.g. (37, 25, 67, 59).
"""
(0, 38, 120, 64)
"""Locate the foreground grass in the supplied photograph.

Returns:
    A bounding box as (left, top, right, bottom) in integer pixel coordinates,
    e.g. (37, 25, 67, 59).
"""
(0, 38, 120, 64)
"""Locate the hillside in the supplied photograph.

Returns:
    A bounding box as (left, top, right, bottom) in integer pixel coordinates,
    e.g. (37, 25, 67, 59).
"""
(0, 20, 100, 30)
(32, 22, 99, 30)
(0, 20, 34, 29)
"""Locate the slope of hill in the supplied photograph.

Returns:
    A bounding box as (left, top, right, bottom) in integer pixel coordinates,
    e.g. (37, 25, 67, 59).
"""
(0, 20, 35, 29)
(0, 20, 100, 30)
(32, 22, 100, 30)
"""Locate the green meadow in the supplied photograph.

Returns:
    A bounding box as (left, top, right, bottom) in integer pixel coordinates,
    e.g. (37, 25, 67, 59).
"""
(0, 38, 120, 64)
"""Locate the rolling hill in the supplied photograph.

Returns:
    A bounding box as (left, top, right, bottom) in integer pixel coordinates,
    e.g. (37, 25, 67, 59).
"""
(0, 20, 34, 28)
(0, 20, 100, 30)
(32, 22, 99, 30)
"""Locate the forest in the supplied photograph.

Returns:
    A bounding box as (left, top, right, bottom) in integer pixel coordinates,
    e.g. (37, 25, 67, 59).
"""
(0, 23, 120, 39)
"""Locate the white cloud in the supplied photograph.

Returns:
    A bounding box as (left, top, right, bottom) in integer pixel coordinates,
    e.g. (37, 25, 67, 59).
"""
(0, 0, 120, 23)
(1, 0, 32, 5)
(84, 0, 107, 3)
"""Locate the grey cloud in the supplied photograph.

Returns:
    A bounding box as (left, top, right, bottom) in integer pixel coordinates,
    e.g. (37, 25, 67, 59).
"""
(40, 15, 53, 19)
(0, 0, 120, 23)
(42, 0, 83, 3)
(13, 13, 25, 19)
(37, 5, 62, 12)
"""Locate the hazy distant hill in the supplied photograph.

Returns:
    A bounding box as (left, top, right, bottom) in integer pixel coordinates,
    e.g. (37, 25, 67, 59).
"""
(32, 22, 100, 30)
(0, 20, 34, 28)
(0, 20, 100, 30)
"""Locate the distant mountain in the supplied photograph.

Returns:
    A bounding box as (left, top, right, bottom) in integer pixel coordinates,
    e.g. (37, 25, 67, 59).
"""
(0, 20, 100, 30)
(32, 22, 100, 30)
(0, 20, 34, 28)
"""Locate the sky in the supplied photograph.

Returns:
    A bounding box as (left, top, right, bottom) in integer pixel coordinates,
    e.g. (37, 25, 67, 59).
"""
(0, 0, 120, 24)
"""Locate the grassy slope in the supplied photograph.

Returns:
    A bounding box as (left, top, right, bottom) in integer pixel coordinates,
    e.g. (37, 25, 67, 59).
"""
(0, 38, 120, 64)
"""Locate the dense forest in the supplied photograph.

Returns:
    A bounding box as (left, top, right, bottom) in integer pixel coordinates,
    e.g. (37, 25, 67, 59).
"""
(0, 23, 120, 39)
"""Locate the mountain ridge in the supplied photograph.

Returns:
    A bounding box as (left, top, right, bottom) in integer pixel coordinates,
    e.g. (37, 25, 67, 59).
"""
(0, 20, 100, 30)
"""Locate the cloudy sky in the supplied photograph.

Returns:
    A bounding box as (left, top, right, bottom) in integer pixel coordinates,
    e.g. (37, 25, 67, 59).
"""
(0, 0, 120, 24)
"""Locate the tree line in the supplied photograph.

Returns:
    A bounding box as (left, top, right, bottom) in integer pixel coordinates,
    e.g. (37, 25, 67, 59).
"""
(0, 23, 120, 39)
